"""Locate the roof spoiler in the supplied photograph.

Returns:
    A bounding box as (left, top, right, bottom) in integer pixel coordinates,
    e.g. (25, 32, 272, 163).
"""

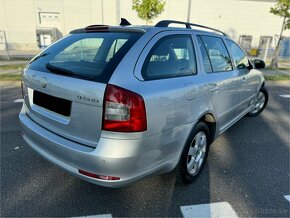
(84, 25, 109, 32)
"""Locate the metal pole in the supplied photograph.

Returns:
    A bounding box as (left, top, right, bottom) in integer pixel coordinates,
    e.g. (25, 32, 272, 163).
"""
(3, 30, 10, 61)
(101, 0, 104, 24)
(116, 0, 120, 25)
(187, 0, 192, 22)
(263, 38, 270, 63)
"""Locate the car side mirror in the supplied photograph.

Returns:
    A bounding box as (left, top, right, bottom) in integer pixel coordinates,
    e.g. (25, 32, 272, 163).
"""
(237, 63, 246, 69)
(253, 59, 265, 69)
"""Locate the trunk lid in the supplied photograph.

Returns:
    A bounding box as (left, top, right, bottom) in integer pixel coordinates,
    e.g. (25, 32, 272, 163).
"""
(22, 31, 143, 148)
(23, 69, 105, 148)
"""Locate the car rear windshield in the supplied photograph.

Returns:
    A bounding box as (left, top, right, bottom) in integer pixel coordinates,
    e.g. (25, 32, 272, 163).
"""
(27, 32, 143, 83)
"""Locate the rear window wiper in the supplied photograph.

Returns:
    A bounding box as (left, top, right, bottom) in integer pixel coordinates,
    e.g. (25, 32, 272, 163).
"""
(29, 53, 50, 64)
(46, 63, 95, 80)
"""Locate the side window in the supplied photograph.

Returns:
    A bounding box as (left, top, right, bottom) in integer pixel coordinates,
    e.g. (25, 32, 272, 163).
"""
(142, 35, 197, 80)
(200, 36, 233, 72)
(197, 36, 212, 73)
(225, 39, 251, 74)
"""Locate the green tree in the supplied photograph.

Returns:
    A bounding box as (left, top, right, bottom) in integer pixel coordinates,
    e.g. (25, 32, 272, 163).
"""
(132, 0, 165, 24)
(269, 0, 290, 69)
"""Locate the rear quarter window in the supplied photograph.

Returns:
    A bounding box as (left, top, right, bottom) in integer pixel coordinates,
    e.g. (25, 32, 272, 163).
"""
(27, 32, 142, 83)
(141, 35, 197, 80)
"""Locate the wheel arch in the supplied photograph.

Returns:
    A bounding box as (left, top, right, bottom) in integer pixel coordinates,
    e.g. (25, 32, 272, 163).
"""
(172, 111, 218, 172)
(196, 112, 218, 144)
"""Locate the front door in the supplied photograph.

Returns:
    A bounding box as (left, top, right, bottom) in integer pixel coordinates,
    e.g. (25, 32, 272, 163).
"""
(225, 39, 258, 114)
(196, 35, 241, 132)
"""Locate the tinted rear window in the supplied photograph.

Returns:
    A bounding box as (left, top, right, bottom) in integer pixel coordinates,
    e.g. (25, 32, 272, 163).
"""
(27, 32, 143, 83)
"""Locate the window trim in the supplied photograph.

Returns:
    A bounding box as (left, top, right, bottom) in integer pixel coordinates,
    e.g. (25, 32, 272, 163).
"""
(196, 35, 213, 73)
(141, 34, 198, 81)
(197, 35, 234, 74)
(225, 38, 253, 71)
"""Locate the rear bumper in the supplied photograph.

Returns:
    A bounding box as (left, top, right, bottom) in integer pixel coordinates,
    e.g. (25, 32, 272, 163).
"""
(19, 105, 181, 187)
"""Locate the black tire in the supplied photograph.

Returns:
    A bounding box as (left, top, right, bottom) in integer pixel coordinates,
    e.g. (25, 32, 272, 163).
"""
(247, 86, 268, 117)
(175, 122, 210, 184)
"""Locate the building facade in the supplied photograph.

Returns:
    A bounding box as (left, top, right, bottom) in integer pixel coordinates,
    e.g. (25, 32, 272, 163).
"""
(0, 0, 289, 58)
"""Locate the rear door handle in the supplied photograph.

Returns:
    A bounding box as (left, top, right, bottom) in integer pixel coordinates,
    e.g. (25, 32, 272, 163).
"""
(209, 84, 220, 92)
(184, 83, 197, 100)
(241, 76, 247, 82)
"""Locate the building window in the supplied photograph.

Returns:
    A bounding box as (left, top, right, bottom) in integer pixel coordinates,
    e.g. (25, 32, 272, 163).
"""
(258, 36, 273, 57)
(39, 12, 60, 24)
(279, 37, 290, 59)
(239, 35, 252, 55)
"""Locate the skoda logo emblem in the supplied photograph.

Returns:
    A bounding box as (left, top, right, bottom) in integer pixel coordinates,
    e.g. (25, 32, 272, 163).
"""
(41, 77, 47, 88)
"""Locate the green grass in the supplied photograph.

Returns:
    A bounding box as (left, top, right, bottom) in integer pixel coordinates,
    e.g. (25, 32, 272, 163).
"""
(0, 73, 22, 81)
(264, 64, 290, 71)
(0, 64, 26, 71)
(265, 74, 290, 81)
(276, 67, 290, 71)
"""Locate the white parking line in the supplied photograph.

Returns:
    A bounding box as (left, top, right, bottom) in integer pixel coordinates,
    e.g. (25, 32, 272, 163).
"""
(180, 202, 238, 218)
(284, 195, 290, 202)
(14, 99, 24, 103)
(72, 214, 112, 218)
(279, 95, 290, 98)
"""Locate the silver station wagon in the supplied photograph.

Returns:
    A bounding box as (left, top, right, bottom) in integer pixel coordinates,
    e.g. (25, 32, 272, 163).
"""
(19, 19, 268, 187)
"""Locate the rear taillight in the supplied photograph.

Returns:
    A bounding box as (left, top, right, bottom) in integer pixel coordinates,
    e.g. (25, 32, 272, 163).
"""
(102, 84, 147, 132)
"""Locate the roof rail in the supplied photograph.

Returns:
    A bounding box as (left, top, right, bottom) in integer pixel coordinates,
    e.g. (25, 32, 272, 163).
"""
(155, 20, 227, 36)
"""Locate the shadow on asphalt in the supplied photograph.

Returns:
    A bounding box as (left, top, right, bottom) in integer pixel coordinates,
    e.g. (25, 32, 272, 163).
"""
(1, 83, 289, 217)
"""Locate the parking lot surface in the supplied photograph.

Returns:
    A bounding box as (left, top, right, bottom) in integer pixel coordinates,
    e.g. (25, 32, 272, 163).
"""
(1, 81, 289, 217)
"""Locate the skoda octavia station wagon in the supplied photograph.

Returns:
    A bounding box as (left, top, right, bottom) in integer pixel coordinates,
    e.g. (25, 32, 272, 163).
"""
(19, 19, 268, 187)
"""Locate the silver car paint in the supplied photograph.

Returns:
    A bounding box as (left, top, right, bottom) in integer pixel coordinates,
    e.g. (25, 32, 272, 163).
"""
(19, 26, 265, 187)
(22, 69, 106, 148)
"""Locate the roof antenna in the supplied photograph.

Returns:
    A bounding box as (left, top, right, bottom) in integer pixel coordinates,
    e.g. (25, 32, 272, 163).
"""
(120, 18, 131, 26)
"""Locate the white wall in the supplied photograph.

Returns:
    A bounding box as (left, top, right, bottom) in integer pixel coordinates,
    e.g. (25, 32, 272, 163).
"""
(0, 0, 289, 51)
(0, 0, 38, 50)
(188, 0, 289, 47)
(119, 0, 289, 47)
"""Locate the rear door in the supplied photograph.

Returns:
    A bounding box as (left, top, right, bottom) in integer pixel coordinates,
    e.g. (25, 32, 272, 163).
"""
(133, 31, 205, 136)
(196, 35, 241, 132)
(22, 32, 142, 148)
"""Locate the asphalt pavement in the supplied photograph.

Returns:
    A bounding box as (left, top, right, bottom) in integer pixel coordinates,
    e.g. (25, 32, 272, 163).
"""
(1, 81, 289, 217)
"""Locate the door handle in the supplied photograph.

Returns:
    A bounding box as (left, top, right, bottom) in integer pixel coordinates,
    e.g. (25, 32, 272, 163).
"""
(241, 76, 247, 82)
(209, 84, 220, 92)
(184, 83, 197, 100)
